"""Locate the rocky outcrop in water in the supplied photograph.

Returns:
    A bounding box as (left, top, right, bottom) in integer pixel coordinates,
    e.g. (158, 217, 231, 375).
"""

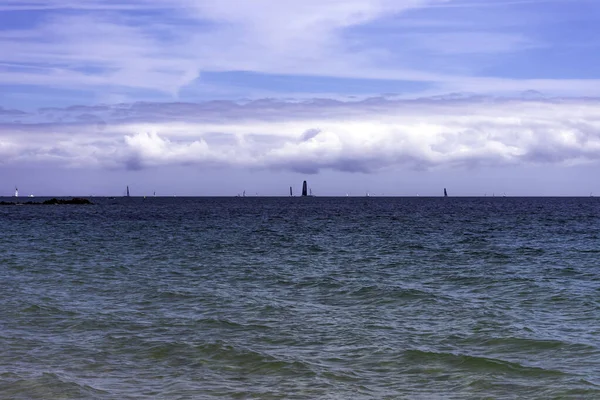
(42, 198, 92, 205)
(0, 197, 93, 206)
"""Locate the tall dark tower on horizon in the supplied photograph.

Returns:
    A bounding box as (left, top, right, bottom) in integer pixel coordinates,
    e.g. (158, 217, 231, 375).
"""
(302, 181, 308, 197)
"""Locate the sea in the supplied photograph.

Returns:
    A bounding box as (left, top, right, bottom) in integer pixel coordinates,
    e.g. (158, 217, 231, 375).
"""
(1, 197, 599, 399)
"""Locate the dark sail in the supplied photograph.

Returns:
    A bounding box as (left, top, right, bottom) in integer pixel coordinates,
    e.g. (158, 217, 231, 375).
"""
(444, 188, 448, 197)
(126, 186, 130, 197)
(302, 181, 308, 197)
(290, 186, 293, 197)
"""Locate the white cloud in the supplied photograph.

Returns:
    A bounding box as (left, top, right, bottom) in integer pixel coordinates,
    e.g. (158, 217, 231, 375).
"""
(0, 0, 442, 94)
(0, 11, 200, 93)
(2, 96, 600, 173)
(2, 0, 595, 98)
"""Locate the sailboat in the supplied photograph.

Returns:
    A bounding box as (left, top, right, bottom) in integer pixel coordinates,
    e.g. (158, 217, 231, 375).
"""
(14, 187, 18, 197)
(300, 181, 315, 197)
(126, 186, 130, 197)
(290, 186, 293, 197)
(444, 188, 448, 197)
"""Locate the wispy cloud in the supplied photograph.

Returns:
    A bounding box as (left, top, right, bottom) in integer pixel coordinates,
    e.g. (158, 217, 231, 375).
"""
(0, 0, 172, 11)
(0, 0, 441, 94)
(422, 0, 574, 8)
(1, 0, 596, 101)
(402, 32, 541, 54)
(0, 10, 200, 93)
(2, 96, 600, 173)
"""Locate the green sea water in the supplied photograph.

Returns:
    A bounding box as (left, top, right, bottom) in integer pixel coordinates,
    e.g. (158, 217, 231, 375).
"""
(1, 197, 599, 399)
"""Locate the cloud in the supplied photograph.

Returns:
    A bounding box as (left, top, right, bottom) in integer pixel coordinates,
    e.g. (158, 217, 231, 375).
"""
(0, 10, 200, 93)
(0, 107, 28, 117)
(402, 32, 541, 54)
(3, 0, 596, 99)
(0, 0, 441, 95)
(123, 131, 215, 169)
(2, 95, 600, 173)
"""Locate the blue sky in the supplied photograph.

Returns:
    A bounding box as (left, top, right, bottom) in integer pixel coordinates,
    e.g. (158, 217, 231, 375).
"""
(1, 0, 600, 196)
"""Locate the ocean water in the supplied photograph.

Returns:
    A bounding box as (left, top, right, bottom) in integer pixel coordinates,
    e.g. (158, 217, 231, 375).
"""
(1, 197, 600, 399)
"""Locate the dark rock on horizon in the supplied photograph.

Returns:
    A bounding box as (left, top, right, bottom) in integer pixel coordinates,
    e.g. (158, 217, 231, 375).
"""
(0, 197, 93, 206)
(43, 197, 92, 205)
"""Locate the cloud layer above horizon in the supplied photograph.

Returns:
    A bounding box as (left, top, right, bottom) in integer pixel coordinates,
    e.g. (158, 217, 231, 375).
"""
(2, 96, 600, 174)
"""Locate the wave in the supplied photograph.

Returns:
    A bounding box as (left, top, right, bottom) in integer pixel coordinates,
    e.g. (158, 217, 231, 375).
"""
(0, 372, 108, 399)
(347, 285, 435, 301)
(195, 317, 273, 332)
(403, 349, 568, 377)
(19, 303, 78, 317)
(140, 340, 316, 376)
(479, 336, 597, 352)
(462, 250, 512, 261)
(514, 246, 546, 256)
(293, 276, 343, 290)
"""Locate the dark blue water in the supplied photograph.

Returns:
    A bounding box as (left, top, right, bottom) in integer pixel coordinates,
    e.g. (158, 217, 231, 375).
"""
(1, 197, 600, 399)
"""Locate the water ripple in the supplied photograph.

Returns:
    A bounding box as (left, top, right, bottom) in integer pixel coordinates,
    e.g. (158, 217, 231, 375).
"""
(2, 197, 600, 398)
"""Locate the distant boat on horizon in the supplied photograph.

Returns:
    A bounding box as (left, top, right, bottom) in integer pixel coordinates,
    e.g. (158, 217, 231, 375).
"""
(290, 186, 293, 197)
(444, 188, 448, 197)
(14, 187, 18, 198)
(126, 186, 130, 197)
(301, 180, 316, 197)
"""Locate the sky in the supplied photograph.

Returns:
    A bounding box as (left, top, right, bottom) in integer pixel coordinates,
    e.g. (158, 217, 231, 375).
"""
(1, 0, 600, 196)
